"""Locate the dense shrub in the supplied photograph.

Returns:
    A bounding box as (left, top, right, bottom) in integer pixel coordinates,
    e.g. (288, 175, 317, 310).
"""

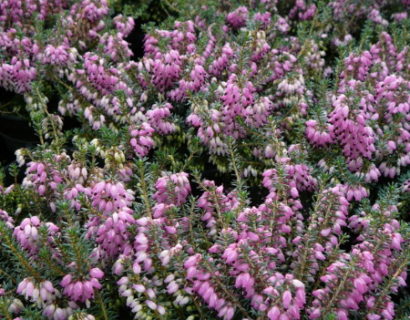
(0, 1, 410, 319)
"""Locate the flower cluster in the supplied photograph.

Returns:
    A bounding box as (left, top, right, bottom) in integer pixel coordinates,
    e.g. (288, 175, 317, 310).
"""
(60, 268, 104, 304)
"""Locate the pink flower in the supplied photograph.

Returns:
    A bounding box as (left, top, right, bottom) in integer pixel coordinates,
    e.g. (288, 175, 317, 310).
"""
(226, 7, 249, 29)
(267, 306, 281, 320)
(89, 268, 104, 279)
(282, 290, 292, 309)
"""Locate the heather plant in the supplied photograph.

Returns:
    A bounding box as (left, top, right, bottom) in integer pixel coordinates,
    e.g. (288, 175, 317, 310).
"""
(1, 1, 410, 320)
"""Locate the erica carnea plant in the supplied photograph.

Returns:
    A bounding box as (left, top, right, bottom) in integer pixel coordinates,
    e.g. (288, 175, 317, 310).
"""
(0, 0, 410, 320)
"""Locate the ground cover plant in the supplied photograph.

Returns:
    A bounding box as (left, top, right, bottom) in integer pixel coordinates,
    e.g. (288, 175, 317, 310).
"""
(1, 0, 410, 319)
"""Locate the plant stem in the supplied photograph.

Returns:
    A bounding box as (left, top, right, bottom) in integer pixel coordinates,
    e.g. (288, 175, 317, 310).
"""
(137, 163, 153, 218)
(96, 291, 109, 320)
